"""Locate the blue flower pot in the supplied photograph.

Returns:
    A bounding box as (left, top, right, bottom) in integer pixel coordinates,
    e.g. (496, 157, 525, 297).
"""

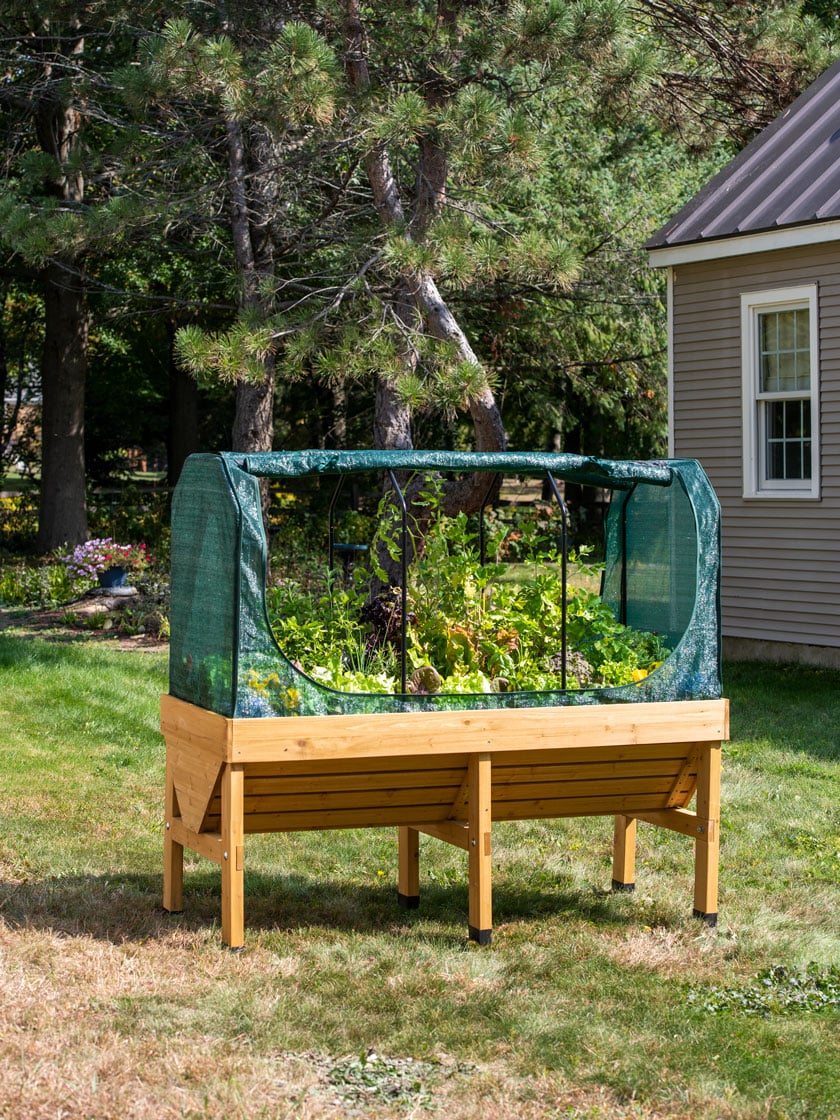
(98, 566, 128, 589)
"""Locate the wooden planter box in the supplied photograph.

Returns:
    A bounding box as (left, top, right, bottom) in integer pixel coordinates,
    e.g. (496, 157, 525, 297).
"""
(164, 450, 727, 946)
(162, 694, 728, 948)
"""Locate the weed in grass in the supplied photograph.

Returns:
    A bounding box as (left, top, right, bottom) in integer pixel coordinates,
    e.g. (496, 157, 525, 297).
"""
(689, 962, 840, 1017)
(786, 828, 840, 884)
(312, 1048, 462, 1114)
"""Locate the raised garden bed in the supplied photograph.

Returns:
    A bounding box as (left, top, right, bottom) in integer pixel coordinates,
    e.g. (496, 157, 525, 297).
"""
(162, 451, 728, 947)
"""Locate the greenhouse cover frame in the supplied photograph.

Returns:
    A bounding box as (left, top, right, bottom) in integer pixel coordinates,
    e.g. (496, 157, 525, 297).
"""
(168, 450, 721, 718)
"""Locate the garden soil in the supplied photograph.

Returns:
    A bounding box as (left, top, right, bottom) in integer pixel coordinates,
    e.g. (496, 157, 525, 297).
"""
(0, 588, 168, 652)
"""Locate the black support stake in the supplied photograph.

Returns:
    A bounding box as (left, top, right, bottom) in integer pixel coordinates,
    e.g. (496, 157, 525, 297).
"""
(478, 474, 500, 566)
(386, 470, 409, 696)
(543, 473, 569, 689)
(327, 475, 346, 576)
(618, 483, 638, 627)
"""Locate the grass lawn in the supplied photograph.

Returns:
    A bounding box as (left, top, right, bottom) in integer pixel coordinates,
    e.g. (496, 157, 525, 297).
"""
(0, 635, 838, 1119)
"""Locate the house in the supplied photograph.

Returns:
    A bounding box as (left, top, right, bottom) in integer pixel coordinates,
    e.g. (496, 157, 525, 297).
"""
(646, 57, 840, 668)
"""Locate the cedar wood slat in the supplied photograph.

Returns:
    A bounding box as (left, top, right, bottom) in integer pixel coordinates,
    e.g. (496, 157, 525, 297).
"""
(201, 792, 702, 835)
(164, 696, 728, 763)
(231, 754, 694, 798)
(200, 774, 686, 821)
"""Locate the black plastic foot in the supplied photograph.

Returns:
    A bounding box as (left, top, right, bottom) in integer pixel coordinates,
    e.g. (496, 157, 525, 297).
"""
(693, 909, 718, 928)
(611, 880, 636, 893)
(468, 926, 492, 945)
(224, 943, 246, 953)
(162, 907, 184, 915)
(397, 893, 420, 910)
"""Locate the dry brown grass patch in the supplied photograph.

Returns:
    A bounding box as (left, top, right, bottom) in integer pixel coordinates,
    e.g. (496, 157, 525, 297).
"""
(602, 924, 735, 982)
(0, 918, 723, 1120)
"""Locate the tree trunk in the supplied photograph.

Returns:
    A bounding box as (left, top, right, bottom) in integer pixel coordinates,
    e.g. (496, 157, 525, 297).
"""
(167, 320, 199, 487)
(38, 260, 88, 551)
(232, 374, 275, 455)
(33, 27, 89, 552)
(344, 1, 506, 458)
(225, 117, 277, 524)
(373, 377, 412, 451)
(344, 0, 507, 588)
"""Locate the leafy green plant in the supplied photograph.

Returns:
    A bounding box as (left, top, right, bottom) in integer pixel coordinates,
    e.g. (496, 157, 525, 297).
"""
(83, 610, 111, 631)
(267, 504, 667, 695)
(486, 500, 569, 562)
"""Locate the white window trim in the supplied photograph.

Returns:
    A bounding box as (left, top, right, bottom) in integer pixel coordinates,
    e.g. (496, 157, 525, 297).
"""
(741, 284, 820, 500)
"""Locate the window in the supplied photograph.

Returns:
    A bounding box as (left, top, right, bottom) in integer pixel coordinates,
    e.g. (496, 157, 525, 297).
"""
(741, 285, 819, 498)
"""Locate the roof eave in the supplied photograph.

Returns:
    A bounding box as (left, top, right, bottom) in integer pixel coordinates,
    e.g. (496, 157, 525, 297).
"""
(646, 218, 840, 268)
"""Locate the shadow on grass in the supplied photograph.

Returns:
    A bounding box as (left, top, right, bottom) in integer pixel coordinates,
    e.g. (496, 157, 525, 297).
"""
(0, 867, 649, 946)
(0, 629, 168, 664)
(2, 624, 129, 647)
(724, 660, 840, 763)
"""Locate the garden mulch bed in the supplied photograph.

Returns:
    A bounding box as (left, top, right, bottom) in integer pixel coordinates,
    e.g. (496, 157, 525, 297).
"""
(0, 588, 168, 653)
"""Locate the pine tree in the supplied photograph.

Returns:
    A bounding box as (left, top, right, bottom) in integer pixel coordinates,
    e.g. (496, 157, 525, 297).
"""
(135, 11, 341, 517)
(0, 2, 172, 547)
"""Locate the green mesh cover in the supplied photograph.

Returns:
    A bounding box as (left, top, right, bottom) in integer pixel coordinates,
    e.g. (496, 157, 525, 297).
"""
(169, 451, 721, 717)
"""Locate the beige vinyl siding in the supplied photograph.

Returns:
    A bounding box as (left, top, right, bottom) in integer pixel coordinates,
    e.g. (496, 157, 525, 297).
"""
(672, 241, 840, 648)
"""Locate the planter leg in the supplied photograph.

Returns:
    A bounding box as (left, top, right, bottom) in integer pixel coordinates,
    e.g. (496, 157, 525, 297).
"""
(693, 743, 721, 926)
(221, 764, 245, 949)
(163, 758, 183, 913)
(398, 827, 420, 909)
(468, 752, 492, 945)
(611, 814, 637, 893)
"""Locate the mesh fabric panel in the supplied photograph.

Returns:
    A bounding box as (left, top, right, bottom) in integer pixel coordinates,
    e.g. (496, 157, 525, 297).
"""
(168, 451, 721, 716)
(602, 460, 721, 700)
(169, 455, 239, 715)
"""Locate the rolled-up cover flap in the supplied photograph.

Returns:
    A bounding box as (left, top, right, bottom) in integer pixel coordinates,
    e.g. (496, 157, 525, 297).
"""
(230, 450, 672, 490)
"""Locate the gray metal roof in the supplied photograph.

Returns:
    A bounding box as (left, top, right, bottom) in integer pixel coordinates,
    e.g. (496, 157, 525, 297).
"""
(646, 56, 840, 251)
